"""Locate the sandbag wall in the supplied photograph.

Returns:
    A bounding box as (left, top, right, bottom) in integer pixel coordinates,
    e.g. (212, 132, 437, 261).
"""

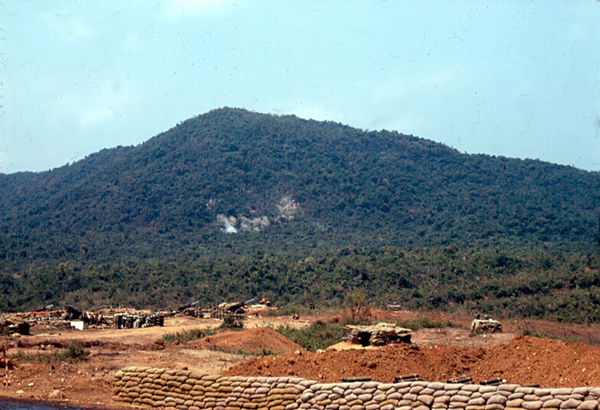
(113, 313, 164, 329)
(113, 367, 600, 410)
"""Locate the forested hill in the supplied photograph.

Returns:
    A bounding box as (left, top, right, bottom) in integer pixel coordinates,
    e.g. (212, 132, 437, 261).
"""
(1, 107, 598, 266)
(0, 108, 599, 313)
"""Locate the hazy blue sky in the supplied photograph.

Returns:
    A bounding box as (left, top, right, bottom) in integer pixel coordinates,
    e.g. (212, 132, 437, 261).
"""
(1, 0, 599, 174)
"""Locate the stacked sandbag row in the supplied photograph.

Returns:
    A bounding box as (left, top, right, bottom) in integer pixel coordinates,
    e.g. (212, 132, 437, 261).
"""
(113, 368, 600, 410)
(295, 381, 600, 410)
(368, 329, 409, 346)
(343, 324, 412, 346)
(113, 367, 304, 410)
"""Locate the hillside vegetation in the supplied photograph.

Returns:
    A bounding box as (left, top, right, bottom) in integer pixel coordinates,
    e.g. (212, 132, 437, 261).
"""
(0, 108, 599, 319)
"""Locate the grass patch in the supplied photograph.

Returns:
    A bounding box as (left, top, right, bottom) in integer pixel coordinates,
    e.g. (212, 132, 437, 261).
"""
(275, 320, 345, 352)
(262, 305, 301, 317)
(256, 348, 280, 356)
(218, 315, 244, 330)
(12, 342, 90, 364)
(531, 332, 580, 343)
(397, 317, 455, 330)
(340, 315, 376, 326)
(520, 327, 581, 343)
(162, 317, 243, 344)
(210, 346, 282, 356)
(162, 327, 215, 344)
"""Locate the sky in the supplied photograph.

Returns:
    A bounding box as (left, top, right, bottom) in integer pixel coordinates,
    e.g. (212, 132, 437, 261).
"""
(1, 0, 599, 174)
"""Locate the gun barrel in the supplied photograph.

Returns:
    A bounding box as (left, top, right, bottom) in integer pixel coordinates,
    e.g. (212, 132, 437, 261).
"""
(177, 300, 199, 311)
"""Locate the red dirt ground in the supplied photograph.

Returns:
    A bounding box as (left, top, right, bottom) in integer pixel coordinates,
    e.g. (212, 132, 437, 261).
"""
(225, 335, 600, 388)
(5, 312, 600, 409)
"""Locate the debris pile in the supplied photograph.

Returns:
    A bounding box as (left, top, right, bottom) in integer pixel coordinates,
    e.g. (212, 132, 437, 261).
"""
(2, 310, 69, 329)
(0, 297, 262, 334)
(1, 307, 168, 332)
(0, 319, 30, 336)
(343, 322, 412, 346)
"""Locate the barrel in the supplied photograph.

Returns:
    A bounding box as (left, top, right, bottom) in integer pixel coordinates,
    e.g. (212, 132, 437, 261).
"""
(447, 375, 473, 384)
(394, 373, 421, 382)
(342, 377, 372, 382)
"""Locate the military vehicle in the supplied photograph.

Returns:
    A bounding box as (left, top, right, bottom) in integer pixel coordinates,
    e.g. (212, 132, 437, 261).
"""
(470, 317, 503, 334)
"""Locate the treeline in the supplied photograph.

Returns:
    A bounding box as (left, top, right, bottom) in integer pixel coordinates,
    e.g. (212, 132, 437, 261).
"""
(3, 246, 599, 324)
(0, 108, 599, 317)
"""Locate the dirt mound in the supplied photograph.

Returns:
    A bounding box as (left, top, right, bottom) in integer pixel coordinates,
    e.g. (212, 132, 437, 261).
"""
(187, 328, 305, 355)
(225, 336, 600, 387)
(472, 335, 600, 387)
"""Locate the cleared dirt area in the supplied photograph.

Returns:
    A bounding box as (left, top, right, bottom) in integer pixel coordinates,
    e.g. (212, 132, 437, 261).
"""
(226, 335, 600, 387)
(0, 315, 312, 409)
(2, 311, 600, 410)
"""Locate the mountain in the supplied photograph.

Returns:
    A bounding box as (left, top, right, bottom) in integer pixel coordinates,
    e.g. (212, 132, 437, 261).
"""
(1, 108, 599, 315)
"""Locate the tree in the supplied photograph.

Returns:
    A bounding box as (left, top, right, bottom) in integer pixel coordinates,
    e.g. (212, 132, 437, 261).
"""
(344, 290, 371, 324)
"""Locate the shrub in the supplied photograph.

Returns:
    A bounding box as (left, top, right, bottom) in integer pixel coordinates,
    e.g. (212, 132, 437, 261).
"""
(210, 346, 281, 356)
(263, 305, 301, 317)
(528, 331, 580, 343)
(59, 342, 90, 362)
(12, 342, 89, 364)
(275, 320, 344, 352)
(219, 315, 244, 330)
(344, 290, 371, 325)
(162, 327, 215, 343)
